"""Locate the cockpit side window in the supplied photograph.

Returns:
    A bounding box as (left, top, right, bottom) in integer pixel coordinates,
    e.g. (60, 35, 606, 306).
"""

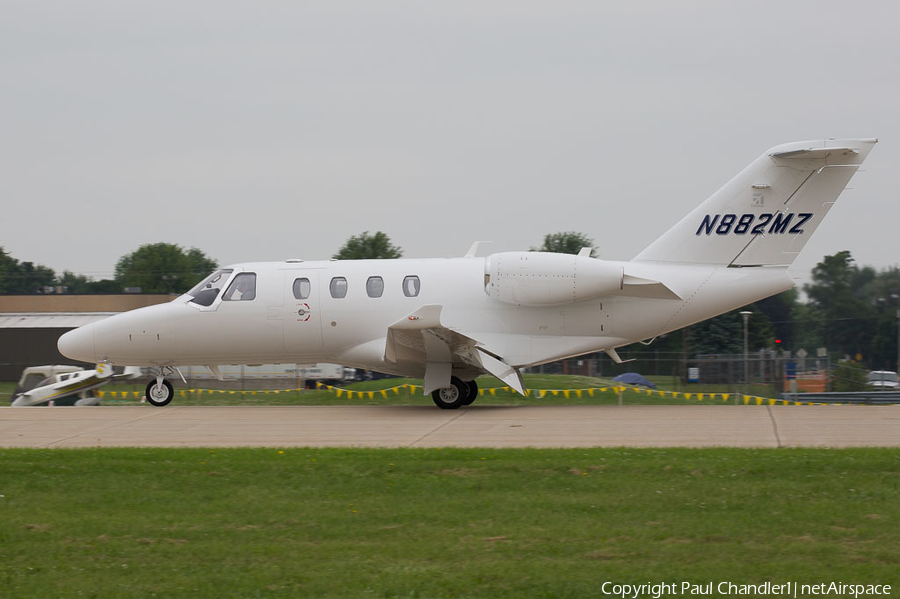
(188, 269, 234, 307)
(222, 273, 257, 301)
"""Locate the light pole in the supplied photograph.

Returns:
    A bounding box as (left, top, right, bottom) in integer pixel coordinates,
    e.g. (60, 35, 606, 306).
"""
(896, 308, 899, 375)
(740, 311, 752, 398)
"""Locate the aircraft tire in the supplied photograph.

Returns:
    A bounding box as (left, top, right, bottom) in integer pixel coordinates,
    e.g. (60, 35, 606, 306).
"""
(145, 379, 174, 407)
(462, 380, 478, 405)
(431, 377, 467, 409)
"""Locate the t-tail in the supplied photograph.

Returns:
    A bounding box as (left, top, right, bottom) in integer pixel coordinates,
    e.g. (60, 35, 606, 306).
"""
(633, 139, 877, 267)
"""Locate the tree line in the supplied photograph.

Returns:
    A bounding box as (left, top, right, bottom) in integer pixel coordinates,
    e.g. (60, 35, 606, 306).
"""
(1, 232, 897, 369)
(0, 230, 575, 294)
(0, 244, 218, 295)
(619, 250, 899, 372)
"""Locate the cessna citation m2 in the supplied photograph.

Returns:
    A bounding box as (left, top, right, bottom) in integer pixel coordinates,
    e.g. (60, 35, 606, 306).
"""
(59, 138, 877, 409)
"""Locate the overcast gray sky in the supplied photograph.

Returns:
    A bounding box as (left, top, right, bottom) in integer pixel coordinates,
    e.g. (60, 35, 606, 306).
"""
(2, 1, 897, 286)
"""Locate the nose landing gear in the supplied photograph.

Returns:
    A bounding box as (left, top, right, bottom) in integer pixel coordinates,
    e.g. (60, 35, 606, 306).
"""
(144, 367, 183, 407)
(145, 378, 174, 407)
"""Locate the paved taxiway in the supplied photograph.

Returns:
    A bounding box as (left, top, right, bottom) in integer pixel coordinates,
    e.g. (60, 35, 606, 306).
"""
(2, 405, 899, 448)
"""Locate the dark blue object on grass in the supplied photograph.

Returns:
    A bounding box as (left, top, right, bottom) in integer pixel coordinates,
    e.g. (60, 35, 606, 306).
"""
(611, 373, 657, 389)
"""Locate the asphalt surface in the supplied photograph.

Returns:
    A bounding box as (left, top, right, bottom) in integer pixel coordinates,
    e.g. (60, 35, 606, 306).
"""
(2, 405, 899, 448)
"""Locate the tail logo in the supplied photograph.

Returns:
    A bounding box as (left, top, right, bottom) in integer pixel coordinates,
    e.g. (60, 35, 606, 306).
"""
(696, 212, 813, 236)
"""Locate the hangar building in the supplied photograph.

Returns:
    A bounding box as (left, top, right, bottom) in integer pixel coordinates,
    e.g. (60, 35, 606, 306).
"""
(0, 295, 173, 381)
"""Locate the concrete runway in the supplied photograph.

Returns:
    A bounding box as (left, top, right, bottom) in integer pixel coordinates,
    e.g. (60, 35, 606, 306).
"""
(2, 405, 899, 448)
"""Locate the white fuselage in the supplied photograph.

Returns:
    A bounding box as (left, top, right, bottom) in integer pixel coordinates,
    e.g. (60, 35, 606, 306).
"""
(57, 255, 793, 378)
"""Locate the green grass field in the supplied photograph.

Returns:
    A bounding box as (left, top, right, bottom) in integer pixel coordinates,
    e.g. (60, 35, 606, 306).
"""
(1, 447, 898, 597)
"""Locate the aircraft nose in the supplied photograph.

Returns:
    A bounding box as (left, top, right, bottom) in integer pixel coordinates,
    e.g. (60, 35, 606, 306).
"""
(58, 324, 96, 362)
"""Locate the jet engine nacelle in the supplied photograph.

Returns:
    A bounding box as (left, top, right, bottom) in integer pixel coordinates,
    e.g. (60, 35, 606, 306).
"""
(484, 252, 624, 306)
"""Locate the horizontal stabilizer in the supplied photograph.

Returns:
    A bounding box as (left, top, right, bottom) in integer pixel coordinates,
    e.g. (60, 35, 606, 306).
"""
(769, 146, 857, 159)
(620, 274, 682, 300)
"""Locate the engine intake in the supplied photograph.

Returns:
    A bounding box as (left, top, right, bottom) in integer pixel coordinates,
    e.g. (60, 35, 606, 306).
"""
(484, 252, 623, 306)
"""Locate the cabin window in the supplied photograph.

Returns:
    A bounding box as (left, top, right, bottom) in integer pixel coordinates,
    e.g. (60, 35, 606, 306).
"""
(292, 278, 311, 300)
(366, 276, 384, 298)
(330, 277, 348, 299)
(402, 275, 420, 297)
(222, 273, 257, 301)
(188, 268, 234, 307)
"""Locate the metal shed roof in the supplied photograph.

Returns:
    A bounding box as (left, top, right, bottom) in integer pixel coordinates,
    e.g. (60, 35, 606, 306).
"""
(0, 313, 114, 329)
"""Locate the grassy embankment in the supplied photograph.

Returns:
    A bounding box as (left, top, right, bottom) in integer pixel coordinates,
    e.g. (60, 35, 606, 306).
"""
(1, 447, 898, 597)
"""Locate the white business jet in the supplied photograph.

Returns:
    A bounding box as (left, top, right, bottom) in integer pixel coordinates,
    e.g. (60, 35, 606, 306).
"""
(58, 139, 876, 408)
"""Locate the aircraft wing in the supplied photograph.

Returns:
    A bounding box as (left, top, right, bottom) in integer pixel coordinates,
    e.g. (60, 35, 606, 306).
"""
(385, 305, 525, 395)
(10, 364, 141, 407)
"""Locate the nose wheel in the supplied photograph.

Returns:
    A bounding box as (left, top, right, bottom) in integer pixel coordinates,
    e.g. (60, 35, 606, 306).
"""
(145, 379, 174, 407)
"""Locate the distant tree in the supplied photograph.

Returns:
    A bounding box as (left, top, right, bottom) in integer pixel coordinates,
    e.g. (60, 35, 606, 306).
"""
(332, 231, 402, 260)
(87, 279, 124, 294)
(0, 246, 56, 294)
(790, 302, 824, 354)
(57, 271, 91, 293)
(688, 313, 733, 356)
(755, 289, 799, 349)
(58, 271, 121, 294)
(532, 232, 597, 257)
(803, 251, 877, 361)
(114, 243, 217, 294)
(831, 360, 868, 392)
(865, 266, 900, 370)
(687, 312, 742, 356)
(19, 262, 56, 293)
(686, 307, 774, 356)
(0, 247, 13, 293)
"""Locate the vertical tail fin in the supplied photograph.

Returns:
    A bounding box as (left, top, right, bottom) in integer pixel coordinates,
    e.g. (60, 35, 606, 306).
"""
(633, 139, 877, 266)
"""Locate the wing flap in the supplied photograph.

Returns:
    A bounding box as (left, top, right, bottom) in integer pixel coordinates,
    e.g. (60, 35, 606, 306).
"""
(475, 348, 525, 395)
(385, 305, 526, 395)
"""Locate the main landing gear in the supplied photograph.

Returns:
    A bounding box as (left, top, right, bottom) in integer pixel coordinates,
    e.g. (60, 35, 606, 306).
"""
(145, 378, 174, 407)
(431, 377, 478, 409)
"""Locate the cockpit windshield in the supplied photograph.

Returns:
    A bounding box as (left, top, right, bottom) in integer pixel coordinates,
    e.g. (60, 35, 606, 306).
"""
(187, 269, 234, 307)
